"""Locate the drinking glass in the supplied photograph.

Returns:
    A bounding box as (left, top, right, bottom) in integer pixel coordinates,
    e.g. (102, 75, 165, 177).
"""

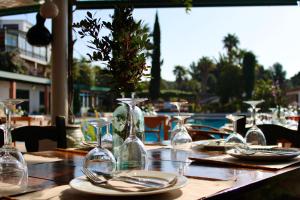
(0, 99, 28, 196)
(170, 148, 191, 175)
(170, 101, 192, 149)
(112, 93, 145, 158)
(83, 120, 116, 174)
(224, 114, 247, 153)
(116, 98, 147, 170)
(244, 100, 266, 146)
(101, 121, 113, 151)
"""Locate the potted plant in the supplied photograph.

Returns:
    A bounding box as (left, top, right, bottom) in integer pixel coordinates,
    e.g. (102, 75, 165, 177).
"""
(73, 6, 152, 94)
(73, 6, 152, 153)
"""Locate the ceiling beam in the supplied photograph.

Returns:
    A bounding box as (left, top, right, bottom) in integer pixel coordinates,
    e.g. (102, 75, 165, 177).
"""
(0, 5, 39, 16)
(0, 0, 297, 16)
(75, 0, 298, 9)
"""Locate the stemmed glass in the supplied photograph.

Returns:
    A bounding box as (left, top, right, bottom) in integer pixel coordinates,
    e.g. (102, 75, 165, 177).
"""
(170, 101, 192, 149)
(116, 98, 147, 170)
(83, 120, 116, 174)
(0, 99, 28, 196)
(224, 114, 247, 153)
(101, 120, 113, 151)
(244, 100, 266, 146)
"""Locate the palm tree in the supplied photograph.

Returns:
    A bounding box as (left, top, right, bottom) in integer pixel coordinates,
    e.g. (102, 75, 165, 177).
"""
(223, 33, 240, 64)
(173, 65, 187, 89)
(197, 57, 215, 95)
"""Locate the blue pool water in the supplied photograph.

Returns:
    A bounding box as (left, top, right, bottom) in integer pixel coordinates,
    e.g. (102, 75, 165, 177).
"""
(79, 116, 228, 142)
(145, 117, 227, 142)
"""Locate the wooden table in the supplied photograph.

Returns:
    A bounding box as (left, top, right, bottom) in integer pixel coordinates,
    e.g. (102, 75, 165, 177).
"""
(12, 148, 300, 199)
(12, 115, 45, 126)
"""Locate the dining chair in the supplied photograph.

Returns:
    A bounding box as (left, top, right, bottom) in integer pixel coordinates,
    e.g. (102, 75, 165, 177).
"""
(185, 124, 229, 141)
(0, 116, 67, 152)
(244, 120, 300, 147)
(144, 115, 169, 142)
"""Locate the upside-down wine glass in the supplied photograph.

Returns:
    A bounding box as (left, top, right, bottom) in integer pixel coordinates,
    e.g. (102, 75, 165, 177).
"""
(224, 114, 247, 153)
(244, 100, 266, 146)
(0, 99, 28, 196)
(83, 120, 116, 174)
(101, 120, 113, 151)
(170, 101, 192, 149)
(116, 97, 147, 170)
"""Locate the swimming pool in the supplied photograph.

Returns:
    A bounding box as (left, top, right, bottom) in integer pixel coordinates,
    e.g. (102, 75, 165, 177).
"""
(145, 116, 228, 142)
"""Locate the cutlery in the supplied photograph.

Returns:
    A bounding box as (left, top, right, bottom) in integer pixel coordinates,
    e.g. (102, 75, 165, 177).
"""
(95, 171, 172, 187)
(81, 168, 107, 185)
(82, 168, 167, 188)
(234, 146, 299, 156)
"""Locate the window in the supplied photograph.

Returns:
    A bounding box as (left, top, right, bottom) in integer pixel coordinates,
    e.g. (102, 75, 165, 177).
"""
(40, 91, 45, 106)
(3, 24, 18, 30)
(5, 33, 17, 47)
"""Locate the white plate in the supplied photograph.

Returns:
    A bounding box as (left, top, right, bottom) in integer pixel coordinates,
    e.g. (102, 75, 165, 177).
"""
(69, 170, 188, 196)
(227, 148, 300, 161)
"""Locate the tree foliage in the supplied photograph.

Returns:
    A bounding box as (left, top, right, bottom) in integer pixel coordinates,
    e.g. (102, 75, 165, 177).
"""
(256, 64, 272, 81)
(0, 50, 28, 74)
(173, 65, 187, 89)
(73, 7, 152, 93)
(253, 79, 275, 111)
(270, 62, 286, 88)
(222, 33, 240, 65)
(217, 64, 242, 103)
(72, 58, 93, 86)
(242, 51, 256, 99)
(149, 12, 162, 100)
(196, 56, 215, 95)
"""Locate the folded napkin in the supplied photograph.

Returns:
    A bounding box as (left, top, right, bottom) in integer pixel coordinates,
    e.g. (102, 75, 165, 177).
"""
(102, 170, 177, 192)
(190, 154, 300, 170)
(24, 154, 62, 165)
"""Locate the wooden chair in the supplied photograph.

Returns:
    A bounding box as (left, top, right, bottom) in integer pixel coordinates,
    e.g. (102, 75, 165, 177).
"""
(0, 116, 67, 152)
(144, 116, 169, 142)
(185, 124, 229, 141)
(244, 121, 300, 147)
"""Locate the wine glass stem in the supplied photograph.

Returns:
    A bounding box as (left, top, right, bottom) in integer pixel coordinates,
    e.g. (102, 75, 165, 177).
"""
(106, 124, 109, 135)
(97, 126, 101, 147)
(129, 104, 135, 138)
(233, 120, 237, 133)
(252, 106, 256, 126)
(4, 109, 12, 146)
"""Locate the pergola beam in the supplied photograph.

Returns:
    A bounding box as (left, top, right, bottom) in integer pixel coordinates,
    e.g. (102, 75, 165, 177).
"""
(0, 0, 298, 16)
(75, 0, 298, 9)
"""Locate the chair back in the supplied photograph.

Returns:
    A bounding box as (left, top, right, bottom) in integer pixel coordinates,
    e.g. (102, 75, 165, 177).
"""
(245, 121, 300, 147)
(144, 116, 169, 141)
(0, 116, 67, 152)
(185, 124, 229, 141)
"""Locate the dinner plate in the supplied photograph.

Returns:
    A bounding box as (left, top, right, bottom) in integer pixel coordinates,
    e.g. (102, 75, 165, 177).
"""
(69, 170, 188, 196)
(192, 139, 228, 151)
(227, 148, 300, 161)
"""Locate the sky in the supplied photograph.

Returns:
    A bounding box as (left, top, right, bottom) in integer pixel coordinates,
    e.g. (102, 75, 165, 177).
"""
(2, 5, 300, 81)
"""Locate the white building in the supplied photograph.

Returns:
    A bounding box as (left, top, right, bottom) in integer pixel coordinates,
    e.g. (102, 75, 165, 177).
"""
(0, 19, 51, 114)
(286, 87, 300, 106)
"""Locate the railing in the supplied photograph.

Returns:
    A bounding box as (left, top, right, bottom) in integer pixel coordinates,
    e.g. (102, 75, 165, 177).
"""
(5, 45, 48, 62)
